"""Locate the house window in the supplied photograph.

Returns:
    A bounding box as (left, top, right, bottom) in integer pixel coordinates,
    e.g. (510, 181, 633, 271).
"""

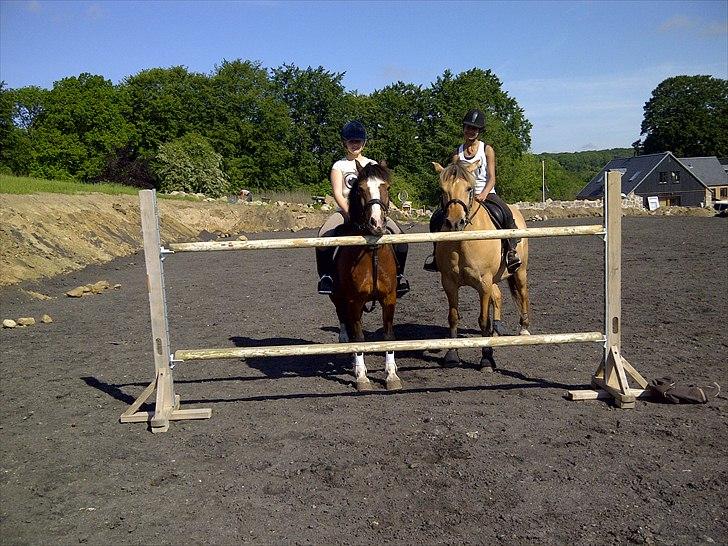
(671, 171, 680, 183)
(721, 188, 728, 199)
(658, 172, 669, 184)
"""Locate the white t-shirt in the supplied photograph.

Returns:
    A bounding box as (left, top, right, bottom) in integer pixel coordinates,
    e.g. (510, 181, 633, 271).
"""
(332, 156, 376, 200)
(458, 141, 494, 195)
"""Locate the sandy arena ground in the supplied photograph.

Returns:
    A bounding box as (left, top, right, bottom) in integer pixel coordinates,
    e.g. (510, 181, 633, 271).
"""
(1, 216, 726, 545)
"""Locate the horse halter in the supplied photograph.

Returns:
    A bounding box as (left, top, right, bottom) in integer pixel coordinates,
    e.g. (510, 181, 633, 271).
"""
(442, 185, 481, 227)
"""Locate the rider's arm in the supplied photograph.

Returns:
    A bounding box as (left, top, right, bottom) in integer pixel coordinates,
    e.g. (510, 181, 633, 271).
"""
(330, 167, 349, 217)
(476, 144, 496, 201)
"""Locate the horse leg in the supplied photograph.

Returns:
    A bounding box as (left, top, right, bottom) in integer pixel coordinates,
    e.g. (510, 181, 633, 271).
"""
(442, 279, 461, 366)
(381, 295, 402, 391)
(507, 268, 531, 335)
(350, 306, 372, 392)
(491, 283, 508, 336)
(478, 279, 497, 372)
(334, 300, 350, 343)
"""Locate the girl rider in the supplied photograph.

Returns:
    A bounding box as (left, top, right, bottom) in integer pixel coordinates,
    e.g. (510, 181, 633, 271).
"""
(424, 109, 522, 273)
(316, 121, 410, 296)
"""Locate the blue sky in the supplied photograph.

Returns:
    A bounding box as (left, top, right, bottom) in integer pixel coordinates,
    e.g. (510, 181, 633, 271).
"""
(1, 0, 726, 152)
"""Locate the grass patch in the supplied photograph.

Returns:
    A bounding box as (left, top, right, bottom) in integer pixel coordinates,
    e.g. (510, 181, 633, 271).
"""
(0, 175, 140, 196)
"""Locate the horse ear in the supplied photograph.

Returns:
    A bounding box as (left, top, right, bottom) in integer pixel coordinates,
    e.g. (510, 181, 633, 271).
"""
(379, 159, 388, 169)
(432, 162, 444, 173)
(450, 154, 459, 165)
(355, 160, 363, 174)
(465, 159, 481, 172)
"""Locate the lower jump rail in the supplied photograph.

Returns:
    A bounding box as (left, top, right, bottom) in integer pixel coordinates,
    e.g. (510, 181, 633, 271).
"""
(175, 331, 605, 361)
(167, 224, 605, 252)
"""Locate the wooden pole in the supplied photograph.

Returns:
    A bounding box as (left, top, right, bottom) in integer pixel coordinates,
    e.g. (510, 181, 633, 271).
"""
(120, 190, 211, 432)
(175, 332, 605, 361)
(168, 225, 605, 252)
(584, 170, 646, 407)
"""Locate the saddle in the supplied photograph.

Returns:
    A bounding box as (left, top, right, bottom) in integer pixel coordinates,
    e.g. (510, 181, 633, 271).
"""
(482, 200, 506, 229)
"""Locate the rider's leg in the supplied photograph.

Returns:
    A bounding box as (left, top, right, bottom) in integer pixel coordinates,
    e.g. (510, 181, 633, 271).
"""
(424, 208, 444, 272)
(385, 218, 410, 297)
(485, 193, 522, 273)
(316, 212, 345, 294)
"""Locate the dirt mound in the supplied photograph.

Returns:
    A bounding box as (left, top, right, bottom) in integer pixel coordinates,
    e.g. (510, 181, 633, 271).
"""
(0, 192, 715, 287)
(0, 193, 327, 286)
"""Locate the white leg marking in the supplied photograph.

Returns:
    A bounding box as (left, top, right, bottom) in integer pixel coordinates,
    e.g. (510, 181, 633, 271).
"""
(384, 351, 397, 378)
(353, 352, 367, 380)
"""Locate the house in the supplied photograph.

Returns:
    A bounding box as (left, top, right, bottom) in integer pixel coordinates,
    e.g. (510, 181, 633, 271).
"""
(577, 152, 712, 208)
(678, 156, 728, 204)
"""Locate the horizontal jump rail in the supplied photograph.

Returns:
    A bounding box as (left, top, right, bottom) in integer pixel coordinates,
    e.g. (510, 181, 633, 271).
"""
(168, 224, 605, 252)
(175, 331, 605, 361)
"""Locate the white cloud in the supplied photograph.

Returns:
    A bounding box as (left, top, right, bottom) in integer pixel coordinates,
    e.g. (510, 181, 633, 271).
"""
(26, 0, 41, 12)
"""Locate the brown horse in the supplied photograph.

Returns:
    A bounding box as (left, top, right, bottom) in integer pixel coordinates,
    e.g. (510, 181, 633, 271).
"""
(331, 161, 403, 391)
(432, 160, 531, 371)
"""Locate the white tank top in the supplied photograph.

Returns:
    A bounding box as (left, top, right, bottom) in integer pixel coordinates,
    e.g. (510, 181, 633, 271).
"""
(332, 156, 376, 199)
(458, 141, 494, 195)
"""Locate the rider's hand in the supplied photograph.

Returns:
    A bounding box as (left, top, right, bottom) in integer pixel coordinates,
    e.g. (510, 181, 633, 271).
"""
(474, 192, 488, 203)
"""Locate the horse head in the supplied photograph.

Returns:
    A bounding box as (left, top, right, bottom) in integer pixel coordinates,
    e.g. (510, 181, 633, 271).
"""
(432, 159, 480, 231)
(349, 160, 391, 236)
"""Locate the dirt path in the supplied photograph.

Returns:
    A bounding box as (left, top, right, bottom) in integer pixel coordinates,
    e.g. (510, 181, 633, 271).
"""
(1, 217, 726, 544)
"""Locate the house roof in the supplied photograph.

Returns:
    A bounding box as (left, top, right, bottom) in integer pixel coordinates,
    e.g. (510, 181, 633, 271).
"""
(677, 156, 728, 187)
(577, 153, 667, 198)
(577, 152, 711, 199)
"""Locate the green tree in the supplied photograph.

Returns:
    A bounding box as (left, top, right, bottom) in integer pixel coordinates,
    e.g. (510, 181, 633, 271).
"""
(122, 67, 209, 157)
(0, 84, 48, 175)
(154, 133, 229, 196)
(639, 75, 728, 157)
(207, 60, 293, 191)
(270, 64, 349, 187)
(25, 74, 135, 180)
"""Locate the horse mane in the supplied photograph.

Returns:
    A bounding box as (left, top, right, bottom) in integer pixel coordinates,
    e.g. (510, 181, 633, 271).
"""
(440, 161, 475, 187)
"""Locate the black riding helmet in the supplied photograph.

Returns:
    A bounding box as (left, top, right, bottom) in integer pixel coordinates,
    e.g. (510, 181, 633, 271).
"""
(463, 109, 485, 130)
(341, 121, 367, 141)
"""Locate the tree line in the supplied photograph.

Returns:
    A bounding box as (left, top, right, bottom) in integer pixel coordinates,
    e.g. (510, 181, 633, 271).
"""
(1, 63, 725, 203)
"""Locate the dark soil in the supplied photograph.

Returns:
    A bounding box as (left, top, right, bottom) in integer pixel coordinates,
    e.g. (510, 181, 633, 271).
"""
(1, 217, 726, 545)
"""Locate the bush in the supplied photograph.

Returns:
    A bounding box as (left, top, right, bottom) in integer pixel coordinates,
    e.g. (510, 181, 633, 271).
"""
(154, 133, 229, 196)
(94, 146, 156, 189)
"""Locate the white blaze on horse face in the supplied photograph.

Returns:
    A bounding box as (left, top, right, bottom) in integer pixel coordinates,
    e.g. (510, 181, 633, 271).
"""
(366, 177, 386, 228)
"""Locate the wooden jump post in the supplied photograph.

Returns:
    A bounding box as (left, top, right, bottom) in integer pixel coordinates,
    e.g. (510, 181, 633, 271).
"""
(121, 170, 643, 433)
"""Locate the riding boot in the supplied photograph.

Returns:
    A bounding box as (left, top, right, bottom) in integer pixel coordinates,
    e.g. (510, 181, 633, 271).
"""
(394, 243, 410, 296)
(316, 246, 335, 294)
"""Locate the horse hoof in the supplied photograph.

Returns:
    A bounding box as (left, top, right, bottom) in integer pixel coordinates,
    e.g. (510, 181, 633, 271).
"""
(355, 379, 373, 392)
(386, 377, 403, 391)
(443, 349, 460, 366)
(479, 356, 496, 372)
(519, 328, 531, 336)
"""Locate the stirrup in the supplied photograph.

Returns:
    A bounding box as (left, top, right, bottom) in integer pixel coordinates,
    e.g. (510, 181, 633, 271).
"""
(423, 255, 438, 272)
(396, 275, 410, 297)
(317, 275, 333, 295)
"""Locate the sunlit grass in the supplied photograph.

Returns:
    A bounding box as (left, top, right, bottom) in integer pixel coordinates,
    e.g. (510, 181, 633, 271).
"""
(0, 174, 140, 196)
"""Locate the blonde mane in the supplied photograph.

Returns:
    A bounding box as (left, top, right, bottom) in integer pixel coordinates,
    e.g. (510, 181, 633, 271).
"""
(440, 161, 475, 187)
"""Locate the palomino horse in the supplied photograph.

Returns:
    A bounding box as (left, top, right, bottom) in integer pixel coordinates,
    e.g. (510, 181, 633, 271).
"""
(331, 161, 403, 391)
(432, 160, 531, 371)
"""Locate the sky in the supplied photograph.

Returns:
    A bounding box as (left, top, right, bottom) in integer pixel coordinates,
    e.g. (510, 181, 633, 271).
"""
(1, 0, 726, 153)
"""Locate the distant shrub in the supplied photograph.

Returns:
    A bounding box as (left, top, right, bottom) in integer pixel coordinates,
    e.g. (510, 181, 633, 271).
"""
(154, 133, 229, 197)
(94, 146, 156, 189)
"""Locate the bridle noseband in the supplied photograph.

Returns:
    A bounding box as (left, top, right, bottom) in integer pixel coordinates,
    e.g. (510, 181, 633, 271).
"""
(442, 187, 481, 227)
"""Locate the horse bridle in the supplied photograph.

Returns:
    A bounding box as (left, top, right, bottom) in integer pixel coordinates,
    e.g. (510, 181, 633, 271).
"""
(442, 186, 483, 227)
